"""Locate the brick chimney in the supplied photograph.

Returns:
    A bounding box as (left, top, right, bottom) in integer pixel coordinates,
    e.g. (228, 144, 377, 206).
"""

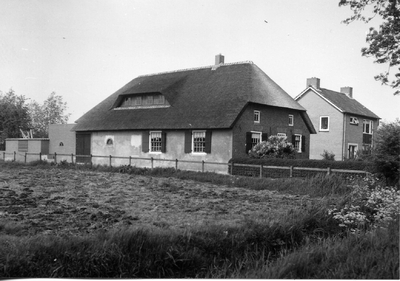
(340, 87, 353, 98)
(306, 77, 320, 89)
(215, 54, 224, 65)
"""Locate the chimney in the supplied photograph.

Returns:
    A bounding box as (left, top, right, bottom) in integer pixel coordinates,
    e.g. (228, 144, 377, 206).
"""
(306, 77, 320, 89)
(215, 54, 224, 65)
(340, 86, 353, 98)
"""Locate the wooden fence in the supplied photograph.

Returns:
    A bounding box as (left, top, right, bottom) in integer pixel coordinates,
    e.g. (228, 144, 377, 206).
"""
(1, 151, 371, 179)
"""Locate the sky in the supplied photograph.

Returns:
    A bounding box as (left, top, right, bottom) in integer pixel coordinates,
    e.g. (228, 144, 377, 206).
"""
(0, 0, 399, 124)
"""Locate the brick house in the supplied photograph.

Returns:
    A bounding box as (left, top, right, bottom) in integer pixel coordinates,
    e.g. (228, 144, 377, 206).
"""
(72, 55, 316, 172)
(295, 77, 380, 160)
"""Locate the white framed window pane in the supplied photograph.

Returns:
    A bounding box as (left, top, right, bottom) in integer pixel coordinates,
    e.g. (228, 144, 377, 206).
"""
(320, 117, 329, 130)
(193, 132, 206, 152)
(150, 132, 162, 152)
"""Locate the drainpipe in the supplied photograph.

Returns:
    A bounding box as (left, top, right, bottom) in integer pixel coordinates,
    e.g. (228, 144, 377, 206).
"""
(342, 113, 346, 161)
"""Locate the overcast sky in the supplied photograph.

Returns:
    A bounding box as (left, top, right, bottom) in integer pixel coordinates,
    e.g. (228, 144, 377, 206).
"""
(0, 0, 399, 123)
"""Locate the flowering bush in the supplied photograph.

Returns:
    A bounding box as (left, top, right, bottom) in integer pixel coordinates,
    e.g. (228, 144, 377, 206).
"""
(248, 135, 296, 159)
(329, 177, 400, 233)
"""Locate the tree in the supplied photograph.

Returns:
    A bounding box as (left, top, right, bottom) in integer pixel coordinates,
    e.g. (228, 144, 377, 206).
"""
(339, 0, 400, 95)
(373, 118, 400, 185)
(29, 92, 71, 138)
(0, 89, 31, 150)
(249, 135, 296, 159)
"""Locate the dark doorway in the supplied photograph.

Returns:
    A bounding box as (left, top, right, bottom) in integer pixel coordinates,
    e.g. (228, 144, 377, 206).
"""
(76, 133, 91, 164)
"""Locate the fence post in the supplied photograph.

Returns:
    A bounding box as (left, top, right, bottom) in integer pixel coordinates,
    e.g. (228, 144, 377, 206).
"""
(327, 167, 331, 176)
(175, 159, 178, 170)
(202, 160, 205, 173)
(151, 157, 154, 169)
(259, 164, 263, 178)
(71, 153, 74, 164)
(289, 166, 293, 178)
(13, 151, 16, 162)
(109, 155, 112, 167)
(129, 156, 132, 166)
(54, 152, 57, 164)
(90, 154, 93, 168)
(39, 152, 42, 161)
(231, 161, 234, 175)
(24, 152, 27, 163)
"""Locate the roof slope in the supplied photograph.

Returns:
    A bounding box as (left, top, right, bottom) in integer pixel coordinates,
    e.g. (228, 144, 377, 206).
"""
(295, 87, 380, 119)
(73, 62, 307, 131)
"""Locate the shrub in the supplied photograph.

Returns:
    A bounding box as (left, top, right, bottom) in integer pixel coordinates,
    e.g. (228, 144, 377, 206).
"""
(320, 150, 335, 161)
(249, 135, 296, 159)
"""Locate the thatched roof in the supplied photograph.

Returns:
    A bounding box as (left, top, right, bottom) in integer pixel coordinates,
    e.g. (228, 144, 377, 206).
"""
(73, 62, 313, 132)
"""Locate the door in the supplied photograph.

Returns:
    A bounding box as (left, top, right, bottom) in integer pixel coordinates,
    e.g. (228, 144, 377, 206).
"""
(76, 133, 91, 164)
(348, 144, 357, 160)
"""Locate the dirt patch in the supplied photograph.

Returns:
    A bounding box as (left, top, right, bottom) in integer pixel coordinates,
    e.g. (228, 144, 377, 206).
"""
(0, 166, 315, 236)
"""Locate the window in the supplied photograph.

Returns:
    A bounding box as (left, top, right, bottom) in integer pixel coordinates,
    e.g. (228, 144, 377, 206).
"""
(251, 132, 262, 148)
(293, 134, 302, 152)
(143, 95, 154, 105)
(153, 95, 165, 105)
(350, 116, 359, 125)
(59, 142, 64, 147)
(254, 111, 260, 123)
(106, 137, 114, 145)
(132, 96, 142, 106)
(193, 131, 206, 153)
(348, 144, 358, 159)
(320, 116, 329, 131)
(150, 131, 162, 152)
(288, 115, 294, 126)
(18, 140, 28, 152)
(363, 119, 372, 134)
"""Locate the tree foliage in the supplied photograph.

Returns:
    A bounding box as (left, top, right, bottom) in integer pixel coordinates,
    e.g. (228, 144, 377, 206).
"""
(29, 92, 71, 138)
(373, 118, 400, 185)
(339, 0, 400, 94)
(249, 135, 296, 159)
(0, 89, 31, 150)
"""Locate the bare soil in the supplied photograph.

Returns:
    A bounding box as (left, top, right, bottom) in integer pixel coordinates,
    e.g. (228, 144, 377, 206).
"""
(0, 166, 314, 236)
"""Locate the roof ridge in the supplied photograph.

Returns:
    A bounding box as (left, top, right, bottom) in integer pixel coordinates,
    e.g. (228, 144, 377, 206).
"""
(138, 61, 254, 77)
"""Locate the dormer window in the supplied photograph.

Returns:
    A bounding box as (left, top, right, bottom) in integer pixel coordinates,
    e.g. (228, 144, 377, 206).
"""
(115, 93, 169, 109)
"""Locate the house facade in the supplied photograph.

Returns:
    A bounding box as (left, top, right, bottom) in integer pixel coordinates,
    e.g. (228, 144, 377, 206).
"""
(295, 77, 380, 161)
(72, 55, 315, 172)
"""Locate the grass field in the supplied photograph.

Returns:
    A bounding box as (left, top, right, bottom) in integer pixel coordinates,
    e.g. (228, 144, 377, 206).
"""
(0, 160, 398, 278)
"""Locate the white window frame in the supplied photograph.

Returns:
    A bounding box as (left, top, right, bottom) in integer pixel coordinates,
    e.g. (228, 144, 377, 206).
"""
(363, 119, 373, 134)
(288, 115, 294, 126)
(254, 110, 260, 123)
(149, 131, 162, 153)
(192, 130, 206, 154)
(294, 134, 302, 153)
(277, 133, 287, 137)
(251, 131, 262, 148)
(105, 135, 114, 146)
(350, 116, 359, 125)
(319, 116, 330, 131)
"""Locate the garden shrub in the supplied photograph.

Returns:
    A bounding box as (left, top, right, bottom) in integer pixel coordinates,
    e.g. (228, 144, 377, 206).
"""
(248, 135, 296, 159)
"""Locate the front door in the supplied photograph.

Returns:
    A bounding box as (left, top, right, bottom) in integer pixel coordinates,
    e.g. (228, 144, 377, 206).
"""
(348, 144, 357, 159)
(76, 133, 91, 164)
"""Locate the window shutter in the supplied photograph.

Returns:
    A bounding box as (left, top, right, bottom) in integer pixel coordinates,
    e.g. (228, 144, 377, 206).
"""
(184, 130, 192, 153)
(301, 135, 306, 153)
(245, 132, 252, 153)
(262, 133, 268, 142)
(291, 135, 296, 144)
(142, 131, 149, 152)
(161, 131, 167, 153)
(205, 130, 212, 153)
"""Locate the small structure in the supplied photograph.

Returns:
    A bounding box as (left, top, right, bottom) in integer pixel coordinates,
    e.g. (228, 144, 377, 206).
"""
(5, 138, 49, 162)
(295, 77, 380, 160)
(72, 55, 316, 172)
(48, 124, 76, 162)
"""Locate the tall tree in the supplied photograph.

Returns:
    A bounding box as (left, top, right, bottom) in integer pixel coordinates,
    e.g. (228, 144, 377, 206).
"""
(0, 89, 31, 150)
(339, 0, 400, 95)
(29, 92, 71, 138)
